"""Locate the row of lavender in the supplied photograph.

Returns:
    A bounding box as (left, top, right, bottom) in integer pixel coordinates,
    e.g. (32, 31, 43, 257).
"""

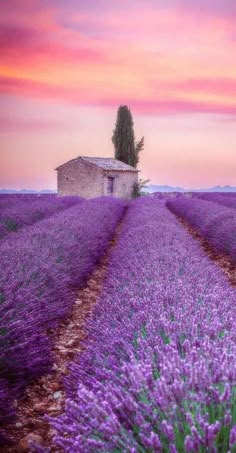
(0, 197, 125, 431)
(0, 194, 49, 210)
(193, 193, 236, 210)
(151, 192, 236, 205)
(50, 198, 236, 452)
(166, 197, 236, 264)
(0, 195, 81, 240)
(207, 193, 236, 198)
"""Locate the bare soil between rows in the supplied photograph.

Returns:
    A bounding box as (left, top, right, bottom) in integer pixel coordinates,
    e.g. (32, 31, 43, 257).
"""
(2, 217, 125, 452)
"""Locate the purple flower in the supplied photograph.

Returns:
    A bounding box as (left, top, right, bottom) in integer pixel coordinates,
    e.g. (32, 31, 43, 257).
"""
(229, 425, 236, 448)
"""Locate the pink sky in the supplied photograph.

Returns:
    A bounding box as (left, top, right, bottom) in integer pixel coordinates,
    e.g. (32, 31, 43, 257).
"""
(0, 0, 236, 189)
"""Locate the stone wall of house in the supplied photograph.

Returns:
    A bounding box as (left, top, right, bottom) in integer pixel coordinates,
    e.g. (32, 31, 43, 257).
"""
(57, 160, 139, 199)
(57, 160, 104, 197)
(102, 170, 138, 199)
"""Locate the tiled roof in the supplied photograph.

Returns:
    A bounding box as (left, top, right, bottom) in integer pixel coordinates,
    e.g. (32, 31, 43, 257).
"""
(56, 156, 138, 172)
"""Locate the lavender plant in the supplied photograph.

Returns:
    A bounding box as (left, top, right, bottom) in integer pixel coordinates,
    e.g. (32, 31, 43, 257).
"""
(0, 197, 125, 427)
(0, 195, 81, 240)
(193, 193, 236, 210)
(167, 197, 236, 264)
(206, 193, 236, 198)
(0, 194, 58, 213)
(49, 198, 236, 452)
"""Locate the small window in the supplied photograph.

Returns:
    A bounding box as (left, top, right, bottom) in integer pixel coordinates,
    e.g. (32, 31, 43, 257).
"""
(107, 176, 114, 194)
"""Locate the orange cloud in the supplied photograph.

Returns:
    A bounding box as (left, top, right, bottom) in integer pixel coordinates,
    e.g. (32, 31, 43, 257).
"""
(1, 75, 236, 116)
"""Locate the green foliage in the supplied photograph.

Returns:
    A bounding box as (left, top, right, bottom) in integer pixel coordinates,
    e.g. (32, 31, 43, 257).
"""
(0, 292, 5, 304)
(112, 105, 144, 168)
(3, 218, 18, 231)
(132, 179, 150, 199)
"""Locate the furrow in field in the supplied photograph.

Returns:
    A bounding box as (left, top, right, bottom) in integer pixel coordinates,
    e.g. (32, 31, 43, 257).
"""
(2, 212, 127, 452)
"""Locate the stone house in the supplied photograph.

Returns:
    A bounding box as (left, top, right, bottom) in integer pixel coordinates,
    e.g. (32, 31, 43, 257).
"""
(55, 156, 139, 199)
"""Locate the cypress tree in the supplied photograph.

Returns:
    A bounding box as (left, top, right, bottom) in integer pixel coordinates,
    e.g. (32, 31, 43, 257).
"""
(112, 105, 143, 168)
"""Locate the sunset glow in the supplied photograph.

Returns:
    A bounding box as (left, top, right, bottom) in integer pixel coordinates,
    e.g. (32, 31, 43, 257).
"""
(1, 0, 236, 189)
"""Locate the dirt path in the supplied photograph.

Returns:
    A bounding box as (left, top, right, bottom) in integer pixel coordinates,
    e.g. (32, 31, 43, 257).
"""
(176, 215, 236, 287)
(3, 215, 126, 452)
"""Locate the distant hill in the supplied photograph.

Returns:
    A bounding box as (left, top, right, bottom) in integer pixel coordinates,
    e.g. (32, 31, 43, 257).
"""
(1, 186, 236, 194)
(146, 185, 236, 193)
(0, 189, 57, 194)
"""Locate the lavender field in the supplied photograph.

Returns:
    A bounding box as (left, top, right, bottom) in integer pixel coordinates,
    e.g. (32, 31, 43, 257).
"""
(167, 197, 236, 263)
(0, 195, 125, 427)
(192, 193, 236, 210)
(1, 194, 236, 452)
